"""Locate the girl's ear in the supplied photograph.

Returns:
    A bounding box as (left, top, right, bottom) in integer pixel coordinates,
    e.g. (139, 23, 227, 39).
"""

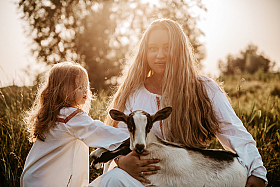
(151, 107, 172, 123)
(109, 109, 128, 123)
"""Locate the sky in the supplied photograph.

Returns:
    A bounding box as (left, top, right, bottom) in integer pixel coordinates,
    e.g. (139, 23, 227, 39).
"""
(0, 0, 280, 87)
(199, 0, 280, 76)
(0, 0, 41, 87)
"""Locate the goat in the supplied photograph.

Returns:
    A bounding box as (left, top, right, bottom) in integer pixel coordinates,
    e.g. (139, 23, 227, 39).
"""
(90, 107, 247, 187)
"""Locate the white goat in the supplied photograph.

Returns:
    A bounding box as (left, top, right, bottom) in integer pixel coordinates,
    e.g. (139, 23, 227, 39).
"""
(91, 107, 247, 187)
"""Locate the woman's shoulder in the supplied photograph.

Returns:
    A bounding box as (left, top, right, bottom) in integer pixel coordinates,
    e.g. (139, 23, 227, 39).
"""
(199, 76, 222, 91)
(198, 76, 227, 100)
(199, 75, 216, 84)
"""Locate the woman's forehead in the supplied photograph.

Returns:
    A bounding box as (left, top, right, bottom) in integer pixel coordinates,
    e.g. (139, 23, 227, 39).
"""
(148, 29, 169, 45)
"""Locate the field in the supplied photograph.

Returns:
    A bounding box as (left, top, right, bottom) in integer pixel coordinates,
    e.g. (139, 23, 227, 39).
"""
(0, 72, 279, 186)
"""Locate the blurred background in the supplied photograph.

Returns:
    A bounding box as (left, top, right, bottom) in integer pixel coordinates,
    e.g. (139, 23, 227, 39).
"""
(0, 0, 279, 90)
(0, 0, 279, 186)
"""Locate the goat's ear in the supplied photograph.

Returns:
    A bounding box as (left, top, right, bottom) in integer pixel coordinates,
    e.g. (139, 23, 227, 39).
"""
(151, 107, 172, 123)
(109, 109, 128, 123)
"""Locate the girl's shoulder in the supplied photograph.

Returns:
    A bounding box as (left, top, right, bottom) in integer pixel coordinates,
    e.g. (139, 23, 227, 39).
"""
(58, 107, 85, 119)
(57, 107, 95, 126)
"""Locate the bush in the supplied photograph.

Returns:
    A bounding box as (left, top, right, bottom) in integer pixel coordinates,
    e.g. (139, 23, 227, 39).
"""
(270, 86, 280, 98)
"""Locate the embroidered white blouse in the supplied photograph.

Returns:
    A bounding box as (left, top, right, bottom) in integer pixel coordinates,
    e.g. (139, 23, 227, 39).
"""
(20, 107, 129, 187)
(117, 77, 267, 182)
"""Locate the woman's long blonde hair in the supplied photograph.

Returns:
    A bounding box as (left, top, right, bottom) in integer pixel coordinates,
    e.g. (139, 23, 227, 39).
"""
(25, 61, 92, 142)
(106, 19, 220, 148)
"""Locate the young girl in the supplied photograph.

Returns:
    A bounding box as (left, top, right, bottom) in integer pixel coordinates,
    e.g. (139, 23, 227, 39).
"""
(90, 19, 267, 187)
(20, 62, 130, 187)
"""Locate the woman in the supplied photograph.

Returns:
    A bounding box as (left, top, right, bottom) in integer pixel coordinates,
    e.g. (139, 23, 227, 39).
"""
(90, 19, 267, 187)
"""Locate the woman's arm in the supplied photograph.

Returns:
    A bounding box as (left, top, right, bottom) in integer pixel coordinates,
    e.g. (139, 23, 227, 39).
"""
(204, 79, 267, 185)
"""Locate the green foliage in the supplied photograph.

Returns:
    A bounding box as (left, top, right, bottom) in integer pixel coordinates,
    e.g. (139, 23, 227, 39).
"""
(218, 44, 275, 75)
(1, 73, 280, 186)
(18, 0, 206, 91)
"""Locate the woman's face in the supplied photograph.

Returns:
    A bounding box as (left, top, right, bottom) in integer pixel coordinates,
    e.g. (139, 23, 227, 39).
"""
(147, 29, 169, 76)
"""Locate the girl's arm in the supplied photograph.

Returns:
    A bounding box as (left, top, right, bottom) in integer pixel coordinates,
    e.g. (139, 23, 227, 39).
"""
(68, 112, 129, 151)
(204, 79, 267, 185)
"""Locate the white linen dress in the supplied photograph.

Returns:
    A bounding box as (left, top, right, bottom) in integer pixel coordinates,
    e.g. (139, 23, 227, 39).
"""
(20, 107, 129, 187)
(90, 77, 267, 187)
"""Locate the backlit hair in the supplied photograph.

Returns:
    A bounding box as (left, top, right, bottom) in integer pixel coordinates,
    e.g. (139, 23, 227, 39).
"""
(25, 61, 92, 142)
(106, 19, 220, 148)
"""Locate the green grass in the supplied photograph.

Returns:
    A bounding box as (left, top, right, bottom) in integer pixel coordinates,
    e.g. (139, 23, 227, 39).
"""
(1, 72, 280, 186)
(217, 73, 280, 186)
(0, 86, 35, 187)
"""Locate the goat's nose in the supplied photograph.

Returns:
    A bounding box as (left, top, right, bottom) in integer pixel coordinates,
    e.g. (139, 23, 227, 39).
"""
(135, 144, 145, 154)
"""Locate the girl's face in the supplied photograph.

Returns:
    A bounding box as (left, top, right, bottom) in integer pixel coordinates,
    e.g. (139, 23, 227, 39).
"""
(147, 29, 169, 76)
(75, 77, 88, 106)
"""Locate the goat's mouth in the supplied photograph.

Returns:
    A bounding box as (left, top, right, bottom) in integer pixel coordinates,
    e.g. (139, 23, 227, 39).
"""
(135, 149, 144, 154)
(135, 144, 145, 154)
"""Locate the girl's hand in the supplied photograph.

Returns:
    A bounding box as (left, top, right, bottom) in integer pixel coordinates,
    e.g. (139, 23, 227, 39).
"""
(245, 175, 266, 187)
(117, 150, 160, 184)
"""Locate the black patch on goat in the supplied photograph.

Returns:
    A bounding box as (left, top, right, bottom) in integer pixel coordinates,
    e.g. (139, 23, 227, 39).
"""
(144, 113, 153, 136)
(158, 138, 237, 162)
(90, 141, 131, 168)
(127, 112, 137, 138)
(188, 147, 237, 162)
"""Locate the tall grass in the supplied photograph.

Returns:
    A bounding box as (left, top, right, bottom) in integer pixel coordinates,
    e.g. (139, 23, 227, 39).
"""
(0, 86, 35, 187)
(217, 72, 280, 186)
(0, 72, 279, 186)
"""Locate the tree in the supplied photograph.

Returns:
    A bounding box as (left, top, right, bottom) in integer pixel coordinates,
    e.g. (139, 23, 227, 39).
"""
(218, 44, 274, 75)
(18, 0, 206, 91)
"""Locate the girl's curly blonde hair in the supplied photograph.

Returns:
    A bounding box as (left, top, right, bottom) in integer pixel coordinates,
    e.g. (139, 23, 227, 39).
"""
(25, 61, 92, 142)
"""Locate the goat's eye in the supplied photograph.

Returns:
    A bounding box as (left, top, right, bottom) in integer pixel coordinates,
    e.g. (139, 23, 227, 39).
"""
(128, 125, 134, 132)
(126, 119, 133, 132)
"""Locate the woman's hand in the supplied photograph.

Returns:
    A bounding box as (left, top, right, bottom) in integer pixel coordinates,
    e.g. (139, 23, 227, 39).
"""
(117, 150, 160, 184)
(245, 175, 266, 187)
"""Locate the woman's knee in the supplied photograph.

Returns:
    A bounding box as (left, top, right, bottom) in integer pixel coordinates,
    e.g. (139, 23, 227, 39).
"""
(99, 168, 143, 187)
(102, 168, 125, 184)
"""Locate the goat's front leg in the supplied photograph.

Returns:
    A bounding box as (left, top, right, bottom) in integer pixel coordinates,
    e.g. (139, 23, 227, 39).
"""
(90, 148, 108, 169)
(90, 140, 131, 169)
(90, 148, 108, 158)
